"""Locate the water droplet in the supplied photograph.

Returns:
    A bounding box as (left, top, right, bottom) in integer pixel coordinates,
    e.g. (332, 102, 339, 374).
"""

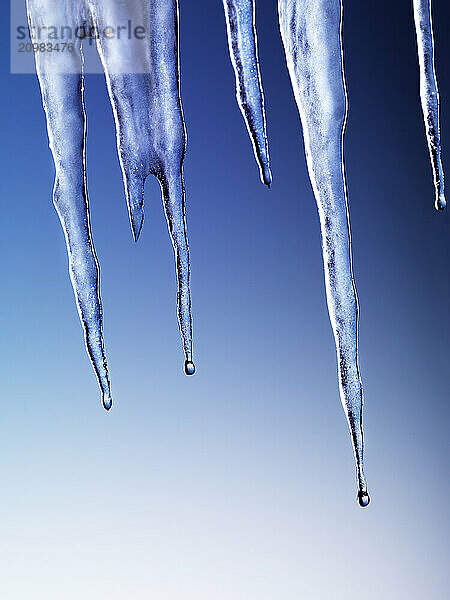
(357, 491, 370, 508)
(184, 360, 195, 376)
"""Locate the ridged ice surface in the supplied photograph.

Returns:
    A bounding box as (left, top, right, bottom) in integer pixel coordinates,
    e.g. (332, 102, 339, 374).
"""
(26, 0, 195, 409)
(413, 0, 445, 210)
(222, 0, 272, 186)
(278, 0, 369, 506)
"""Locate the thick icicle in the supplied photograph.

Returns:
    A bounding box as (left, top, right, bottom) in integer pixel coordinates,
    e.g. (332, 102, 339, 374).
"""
(222, 0, 272, 186)
(27, 1, 112, 409)
(413, 0, 445, 210)
(89, 0, 194, 373)
(278, 0, 369, 506)
(27, 0, 195, 405)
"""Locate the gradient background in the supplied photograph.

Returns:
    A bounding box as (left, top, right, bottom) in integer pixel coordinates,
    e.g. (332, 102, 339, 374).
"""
(1, 1, 449, 598)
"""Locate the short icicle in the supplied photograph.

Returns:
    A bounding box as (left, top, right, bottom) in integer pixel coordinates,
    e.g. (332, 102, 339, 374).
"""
(222, 0, 272, 185)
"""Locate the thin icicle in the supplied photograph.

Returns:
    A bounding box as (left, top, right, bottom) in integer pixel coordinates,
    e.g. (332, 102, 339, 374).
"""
(222, 0, 272, 185)
(89, 0, 195, 374)
(278, 0, 369, 506)
(27, 0, 112, 409)
(413, 0, 445, 210)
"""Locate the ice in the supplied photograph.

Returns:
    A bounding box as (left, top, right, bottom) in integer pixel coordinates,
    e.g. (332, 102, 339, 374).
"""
(26, 0, 195, 409)
(29, 0, 447, 505)
(277, 0, 369, 505)
(219, 0, 369, 505)
(413, 0, 445, 210)
(222, 0, 272, 186)
(27, 0, 370, 501)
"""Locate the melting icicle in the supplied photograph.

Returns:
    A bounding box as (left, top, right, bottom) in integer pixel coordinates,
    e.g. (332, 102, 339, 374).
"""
(222, 0, 272, 186)
(413, 0, 445, 210)
(278, 0, 369, 506)
(27, 0, 195, 408)
(91, 0, 195, 377)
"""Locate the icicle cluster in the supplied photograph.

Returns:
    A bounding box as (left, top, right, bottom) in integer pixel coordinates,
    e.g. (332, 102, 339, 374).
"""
(28, 0, 445, 504)
(27, 0, 195, 410)
(220, 0, 444, 505)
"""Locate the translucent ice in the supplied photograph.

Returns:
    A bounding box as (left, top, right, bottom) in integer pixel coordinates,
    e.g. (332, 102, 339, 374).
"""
(278, 0, 369, 505)
(413, 0, 445, 210)
(217, 0, 370, 504)
(27, 0, 447, 506)
(222, 0, 272, 185)
(26, 0, 195, 409)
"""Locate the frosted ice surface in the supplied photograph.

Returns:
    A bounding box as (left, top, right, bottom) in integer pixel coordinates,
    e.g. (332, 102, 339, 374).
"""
(26, 0, 195, 409)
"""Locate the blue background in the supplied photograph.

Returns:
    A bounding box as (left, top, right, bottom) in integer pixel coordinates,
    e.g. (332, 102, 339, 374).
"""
(1, 1, 449, 598)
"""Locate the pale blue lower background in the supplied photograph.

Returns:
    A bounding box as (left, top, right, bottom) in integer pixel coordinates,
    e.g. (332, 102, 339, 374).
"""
(0, 1, 449, 598)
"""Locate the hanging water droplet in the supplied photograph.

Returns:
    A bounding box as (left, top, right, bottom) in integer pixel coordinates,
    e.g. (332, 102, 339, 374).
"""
(184, 361, 196, 376)
(358, 491, 370, 508)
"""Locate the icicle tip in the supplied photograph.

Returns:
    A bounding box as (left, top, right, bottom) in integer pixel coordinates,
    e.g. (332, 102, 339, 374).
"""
(130, 206, 144, 242)
(261, 164, 273, 188)
(102, 393, 113, 411)
(436, 193, 446, 211)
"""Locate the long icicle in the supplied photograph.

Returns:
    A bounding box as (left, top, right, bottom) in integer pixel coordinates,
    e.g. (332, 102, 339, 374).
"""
(27, 0, 112, 409)
(413, 0, 445, 210)
(89, 0, 195, 374)
(222, 0, 272, 185)
(278, 0, 369, 506)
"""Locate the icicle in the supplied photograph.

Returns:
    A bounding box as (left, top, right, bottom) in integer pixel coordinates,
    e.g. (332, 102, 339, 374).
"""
(90, 0, 194, 374)
(26, 1, 112, 409)
(413, 0, 445, 210)
(222, 0, 272, 185)
(278, 0, 369, 506)
(26, 0, 195, 408)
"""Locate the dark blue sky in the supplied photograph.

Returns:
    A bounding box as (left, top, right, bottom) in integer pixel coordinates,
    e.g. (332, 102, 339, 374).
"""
(0, 1, 449, 597)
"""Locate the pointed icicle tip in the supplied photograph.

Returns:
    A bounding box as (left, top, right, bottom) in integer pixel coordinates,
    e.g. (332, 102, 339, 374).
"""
(130, 205, 144, 242)
(357, 490, 370, 508)
(261, 164, 273, 188)
(184, 360, 195, 376)
(102, 393, 113, 411)
(436, 193, 446, 211)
